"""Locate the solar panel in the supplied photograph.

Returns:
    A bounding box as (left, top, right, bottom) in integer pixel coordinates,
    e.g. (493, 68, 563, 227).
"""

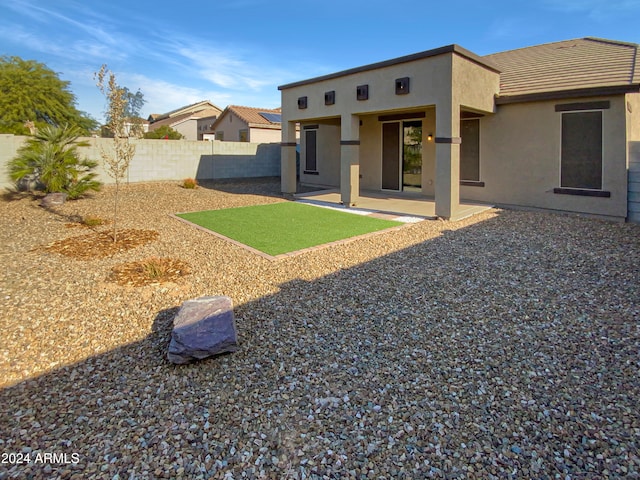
(259, 112, 281, 123)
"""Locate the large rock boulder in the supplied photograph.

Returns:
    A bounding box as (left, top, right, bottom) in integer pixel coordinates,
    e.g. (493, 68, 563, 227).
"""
(167, 296, 238, 364)
(40, 192, 67, 207)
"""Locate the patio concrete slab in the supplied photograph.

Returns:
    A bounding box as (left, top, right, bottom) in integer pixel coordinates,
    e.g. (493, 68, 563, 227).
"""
(294, 189, 493, 221)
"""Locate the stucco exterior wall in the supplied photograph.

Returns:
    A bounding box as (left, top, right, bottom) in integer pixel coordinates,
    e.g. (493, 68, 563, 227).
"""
(627, 92, 640, 222)
(282, 52, 497, 123)
(452, 54, 499, 114)
(214, 115, 249, 142)
(460, 95, 628, 220)
(0, 136, 280, 188)
(282, 46, 632, 221)
(299, 121, 340, 187)
(249, 127, 282, 144)
(357, 110, 437, 194)
(173, 120, 198, 141)
(627, 93, 640, 143)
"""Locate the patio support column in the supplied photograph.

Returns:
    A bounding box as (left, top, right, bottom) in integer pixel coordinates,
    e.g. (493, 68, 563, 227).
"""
(340, 114, 360, 206)
(435, 101, 461, 220)
(281, 120, 297, 193)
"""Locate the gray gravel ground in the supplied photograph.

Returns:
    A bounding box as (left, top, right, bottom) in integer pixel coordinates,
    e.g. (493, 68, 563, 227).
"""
(0, 178, 639, 479)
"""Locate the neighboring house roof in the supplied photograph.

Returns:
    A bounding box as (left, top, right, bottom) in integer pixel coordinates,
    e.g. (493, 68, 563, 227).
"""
(192, 108, 221, 119)
(148, 103, 222, 132)
(485, 37, 640, 103)
(148, 112, 193, 129)
(150, 100, 223, 123)
(212, 105, 283, 131)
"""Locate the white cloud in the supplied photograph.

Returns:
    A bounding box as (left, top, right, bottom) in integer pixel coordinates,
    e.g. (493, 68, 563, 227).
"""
(121, 74, 231, 115)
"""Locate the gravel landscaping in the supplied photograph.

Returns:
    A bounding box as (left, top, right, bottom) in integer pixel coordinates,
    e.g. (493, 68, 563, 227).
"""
(0, 178, 638, 479)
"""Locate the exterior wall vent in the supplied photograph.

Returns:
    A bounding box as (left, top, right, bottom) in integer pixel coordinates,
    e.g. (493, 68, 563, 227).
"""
(356, 85, 369, 101)
(298, 96, 308, 109)
(395, 77, 410, 95)
(324, 90, 335, 105)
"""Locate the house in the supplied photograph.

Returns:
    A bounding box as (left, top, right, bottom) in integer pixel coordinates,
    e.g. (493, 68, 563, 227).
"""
(278, 38, 640, 222)
(147, 100, 222, 140)
(211, 105, 290, 143)
(100, 117, 149, 138)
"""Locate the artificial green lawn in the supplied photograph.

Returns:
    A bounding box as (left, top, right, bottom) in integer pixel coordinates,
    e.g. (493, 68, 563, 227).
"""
(176, 202, 403, 256)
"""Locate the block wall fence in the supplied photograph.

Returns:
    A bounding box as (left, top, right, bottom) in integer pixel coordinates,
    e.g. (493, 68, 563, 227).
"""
(0, 135, 282, 189)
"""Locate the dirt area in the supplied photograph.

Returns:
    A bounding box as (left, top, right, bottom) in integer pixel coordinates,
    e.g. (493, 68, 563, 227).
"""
(0, 178, 638, 479)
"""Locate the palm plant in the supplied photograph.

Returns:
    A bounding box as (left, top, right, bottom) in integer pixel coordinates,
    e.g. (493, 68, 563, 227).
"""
(8, 124, 101, 199)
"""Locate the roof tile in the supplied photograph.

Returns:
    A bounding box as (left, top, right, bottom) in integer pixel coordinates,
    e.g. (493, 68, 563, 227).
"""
(485, 37, 639, 97)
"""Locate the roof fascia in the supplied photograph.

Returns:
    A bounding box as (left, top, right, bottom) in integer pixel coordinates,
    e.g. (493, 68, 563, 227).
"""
(495, 84, 640, 105)
(278, 44, 499, 90)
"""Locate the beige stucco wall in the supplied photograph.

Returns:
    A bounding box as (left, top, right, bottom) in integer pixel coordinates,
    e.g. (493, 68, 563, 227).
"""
(626, 92, 640, 143)
(281, 52, 497, 123)
(196, 117, 217, 140)
(173, 119, 198, 141)
(299, 121, 340, 187)
(249, 127, 282, 144)
(282, 49, 630, 220)
(357, 110, 437, 194)
(627, 92, 640, 222)
(460, 95, 628, 220)
(452, 54, 499, 115)
(287, 51, 497, 197)
(214, 114, 248, 142)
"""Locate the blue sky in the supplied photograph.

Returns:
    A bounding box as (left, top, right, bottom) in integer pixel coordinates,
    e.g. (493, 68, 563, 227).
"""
(1, 0, 639, 123)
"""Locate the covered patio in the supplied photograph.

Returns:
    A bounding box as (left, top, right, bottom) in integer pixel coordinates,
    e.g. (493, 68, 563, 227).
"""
(279, 44, 500, 221)
(294, 188, 493, 221)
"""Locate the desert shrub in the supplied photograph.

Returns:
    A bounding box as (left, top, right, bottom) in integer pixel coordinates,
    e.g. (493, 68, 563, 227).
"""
(182, 178, 198, 189)
(82, 215, 105, 227)
(144, 125, 184, 140)
(8, 124, 101, 199)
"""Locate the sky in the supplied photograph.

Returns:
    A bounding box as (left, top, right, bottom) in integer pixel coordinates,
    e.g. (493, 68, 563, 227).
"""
(1, 0, 640, 123)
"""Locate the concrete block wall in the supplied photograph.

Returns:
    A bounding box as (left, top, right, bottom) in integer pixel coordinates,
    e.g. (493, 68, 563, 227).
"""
(0, 135, 281, 189)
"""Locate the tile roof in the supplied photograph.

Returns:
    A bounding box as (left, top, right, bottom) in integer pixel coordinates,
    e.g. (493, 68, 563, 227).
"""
(485, 37, 640, 98)
(148, 112, 193, 129)
(214, 105, 282, 130)
(151, 100, 222, 122)
(165, 100, 222, 117)
(191, 108, 221, 119)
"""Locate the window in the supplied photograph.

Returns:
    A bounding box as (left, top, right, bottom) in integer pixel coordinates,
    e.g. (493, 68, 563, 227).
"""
(356, 85, 369, 101)
(324, 91, 335, 105)
(304, 129, 317, 173)
(239, 129, 248, 142)
(560, 111, 602, 190)
(216, 131, 224, 141)
(460, 119, 480, 182)
(395, 77, 410, 95)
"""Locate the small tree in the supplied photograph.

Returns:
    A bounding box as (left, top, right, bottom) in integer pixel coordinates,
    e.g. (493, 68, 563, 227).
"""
(144, 125, 184, 140)
(95, 65, 143, 243)
(8, 124, 101, 199)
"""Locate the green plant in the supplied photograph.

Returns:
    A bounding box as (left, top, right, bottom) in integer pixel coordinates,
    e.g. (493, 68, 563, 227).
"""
(95, 64, 143, 243)
(0, 56, 97, 135)
(141, 257, 170, 279)
(144, 125, 184, 140)
(182, 178, 198, 189)
(8, 124, 101, 199)
(82, 215, 105, 227)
